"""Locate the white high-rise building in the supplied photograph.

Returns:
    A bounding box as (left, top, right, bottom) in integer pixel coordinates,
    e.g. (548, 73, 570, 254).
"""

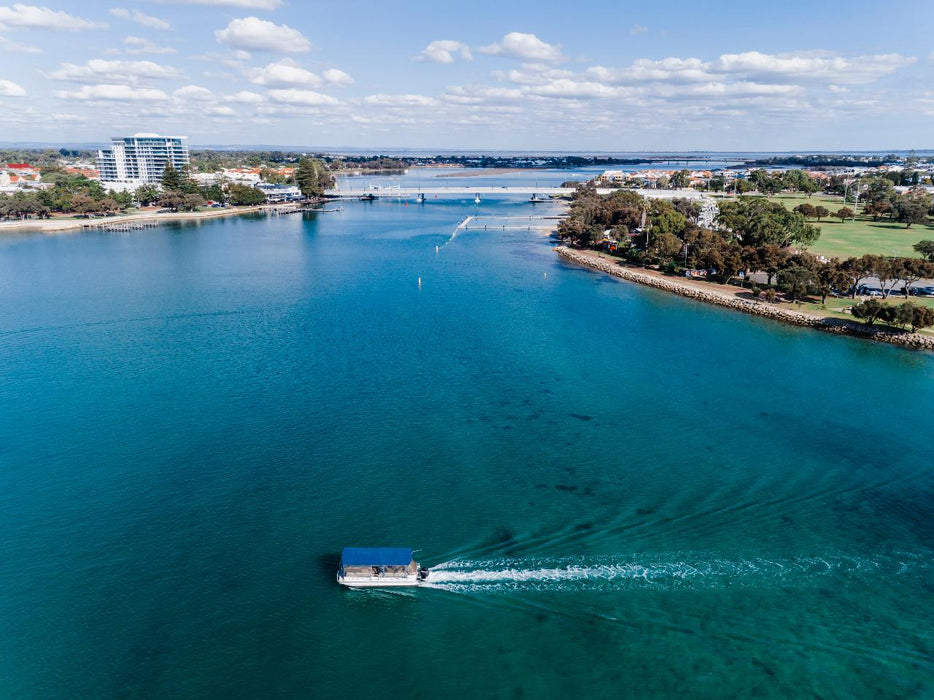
(97, 133, 189, 188)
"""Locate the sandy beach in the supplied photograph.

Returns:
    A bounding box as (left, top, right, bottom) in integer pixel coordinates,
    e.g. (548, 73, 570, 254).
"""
(0, 205, 272, 235)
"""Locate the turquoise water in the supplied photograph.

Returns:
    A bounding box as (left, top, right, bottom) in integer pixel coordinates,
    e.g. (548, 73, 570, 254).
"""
(1, 194, 932, 698)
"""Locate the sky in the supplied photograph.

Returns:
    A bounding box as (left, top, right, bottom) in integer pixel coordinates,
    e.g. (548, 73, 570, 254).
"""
(0, 0, 932, 151)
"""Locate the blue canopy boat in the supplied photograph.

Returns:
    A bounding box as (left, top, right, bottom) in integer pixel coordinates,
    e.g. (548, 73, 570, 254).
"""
(337, 547, 430, 587)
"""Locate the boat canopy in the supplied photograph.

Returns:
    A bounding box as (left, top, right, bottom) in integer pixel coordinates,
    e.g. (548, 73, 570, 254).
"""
(341, 547, 413, 567)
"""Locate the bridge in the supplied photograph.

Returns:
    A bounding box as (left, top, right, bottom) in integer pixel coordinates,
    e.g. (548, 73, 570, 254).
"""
(326, 186, 706, 200)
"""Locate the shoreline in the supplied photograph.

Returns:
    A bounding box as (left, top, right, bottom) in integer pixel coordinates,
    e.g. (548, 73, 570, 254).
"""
(0, 205, 273, 235)
(555, 246, 934, 352)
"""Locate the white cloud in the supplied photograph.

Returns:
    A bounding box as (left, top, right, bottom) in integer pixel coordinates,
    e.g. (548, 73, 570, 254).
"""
(322, 68, 354, 86)
(0, 78, 26, 96)
(0, 34, 38, 52)
(123, 36, 176, 55)
(50, 59, 180, 84)
(0, 3, 104, 31)
(207, 104, 236, 116)
(710, 51, 915, 84)
(215, 17, 311, 53)
(110, 8, 170, 31)
(158, 0, 281, 8)
(173, 84, 214, 101)
(364, 93, 439, 107)
(226, 89, 265, 103)
(417, 40, 472, 64)
(631, 25, 648, 35)
(268, 88, 338, 106)
(54, 84, 168, 101)
(479, 32, 561, 62)
(248, 59, 321, 87)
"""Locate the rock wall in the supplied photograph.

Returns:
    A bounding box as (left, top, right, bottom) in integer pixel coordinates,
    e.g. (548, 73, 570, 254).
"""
(555, 246, 934, 352)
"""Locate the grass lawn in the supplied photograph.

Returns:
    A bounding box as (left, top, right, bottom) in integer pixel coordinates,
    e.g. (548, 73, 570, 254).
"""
(714, 193, 934, 259)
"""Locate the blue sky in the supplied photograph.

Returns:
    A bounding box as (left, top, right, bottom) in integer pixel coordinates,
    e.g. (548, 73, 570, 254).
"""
(0, 0, 932, 150)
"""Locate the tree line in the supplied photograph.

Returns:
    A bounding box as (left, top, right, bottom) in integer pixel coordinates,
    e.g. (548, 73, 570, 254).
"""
(0, 157, 334, 219)
(557, 186, 934, 331)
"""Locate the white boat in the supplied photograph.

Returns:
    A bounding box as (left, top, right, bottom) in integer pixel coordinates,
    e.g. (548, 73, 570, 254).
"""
(337, 547, 430, 587)
(474, 194, 481, 204)
(416, 192, 426, 204)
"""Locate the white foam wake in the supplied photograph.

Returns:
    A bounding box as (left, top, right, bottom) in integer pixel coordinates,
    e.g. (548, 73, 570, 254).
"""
(424, 552, 929, 593)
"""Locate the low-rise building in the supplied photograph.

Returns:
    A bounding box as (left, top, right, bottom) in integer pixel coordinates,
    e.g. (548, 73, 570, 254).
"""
(254, 183, 303, 202)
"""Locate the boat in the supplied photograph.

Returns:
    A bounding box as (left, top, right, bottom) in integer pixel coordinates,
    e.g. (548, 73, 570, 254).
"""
(416, 192, 426, 204)
(474, 193, 481, 204)
(360, 193, 377, 201)
(529, 193, 548, 203)
(337, 547, 430, 587)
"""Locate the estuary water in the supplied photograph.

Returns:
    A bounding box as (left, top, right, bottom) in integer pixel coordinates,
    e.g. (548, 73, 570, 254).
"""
(0, 190, 932, 698)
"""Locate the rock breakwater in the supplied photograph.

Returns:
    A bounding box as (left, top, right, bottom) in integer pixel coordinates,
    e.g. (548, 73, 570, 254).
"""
(555, 246, 934, 352)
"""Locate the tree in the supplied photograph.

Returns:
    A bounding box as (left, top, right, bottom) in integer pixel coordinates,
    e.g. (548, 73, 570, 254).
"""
(815, 260, 849, 304)
(180, 193, 206, 211)
(294, 157, 334, 198)
(841, 255, 876, 299)
(157, 192, 183, 211)
(670, 169, 691, 189)
(900, 303, 934, 332)
(895, 192, 931, 228)
(851, 299, 885, 325)
(913, 240, 934, 262)
(794, 203, 816, 219)
(777, 265, 814, 303)
(865, 255, 898, 298)
(718, 198, 820, 248)
(135, 184, 161, 206)
(834, 207, 854, 222)
(654, 232, 684, 263)
(813, 206, 829, 221)
(895, 257, 934, 297)
(226, 183, 266, 206)
(757, 244, 790, 286)
(161, 162, 181, 192)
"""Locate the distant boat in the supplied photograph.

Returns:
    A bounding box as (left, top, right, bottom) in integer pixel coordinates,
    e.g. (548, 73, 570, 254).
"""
(416, 192, 426, 204)
(337, 547, 430, 587)
(530, 193, 547, 203)
(474, 193, 481, 204)
(360, 193, 377, 201)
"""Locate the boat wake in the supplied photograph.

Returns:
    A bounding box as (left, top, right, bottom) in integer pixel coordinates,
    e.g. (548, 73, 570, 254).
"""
(424, 551, 930, 593)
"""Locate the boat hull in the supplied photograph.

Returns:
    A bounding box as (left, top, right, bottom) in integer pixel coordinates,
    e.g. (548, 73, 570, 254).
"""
(337, 574, 423, 588)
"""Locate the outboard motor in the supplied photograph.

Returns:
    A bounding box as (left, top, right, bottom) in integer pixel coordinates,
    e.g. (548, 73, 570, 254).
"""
(417, 567, 430, 581)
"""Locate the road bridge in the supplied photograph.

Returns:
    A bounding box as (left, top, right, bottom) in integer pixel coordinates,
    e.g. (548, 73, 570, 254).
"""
(326, 186, 706, 200)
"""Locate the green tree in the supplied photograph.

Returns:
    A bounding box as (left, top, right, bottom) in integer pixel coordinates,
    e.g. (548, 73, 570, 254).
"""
(900, 303, 934, 331)
(161, 162, 181, 192)
(135, 184, 161, 206)
(654, 232, 684, 263)
(794, 203, 816, 219)
(226, 183, 266, 206)
(896, 257, 934, 297)
(834, 207, 854, 222)
(294, 157, 335, 198)
(813, 206, 829, 221)
(841, 255, 876, 299)
(895, 192, 931, 228)
(913, 240, 934, 262)
(815, 260, 849, 305)
(851, 299, 885, 325)
(670, 169, 691, 189)
(777, 265, 814, 303)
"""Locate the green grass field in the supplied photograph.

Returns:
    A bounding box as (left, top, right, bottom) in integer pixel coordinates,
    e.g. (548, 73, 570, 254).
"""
(713, 193, 934, 259)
